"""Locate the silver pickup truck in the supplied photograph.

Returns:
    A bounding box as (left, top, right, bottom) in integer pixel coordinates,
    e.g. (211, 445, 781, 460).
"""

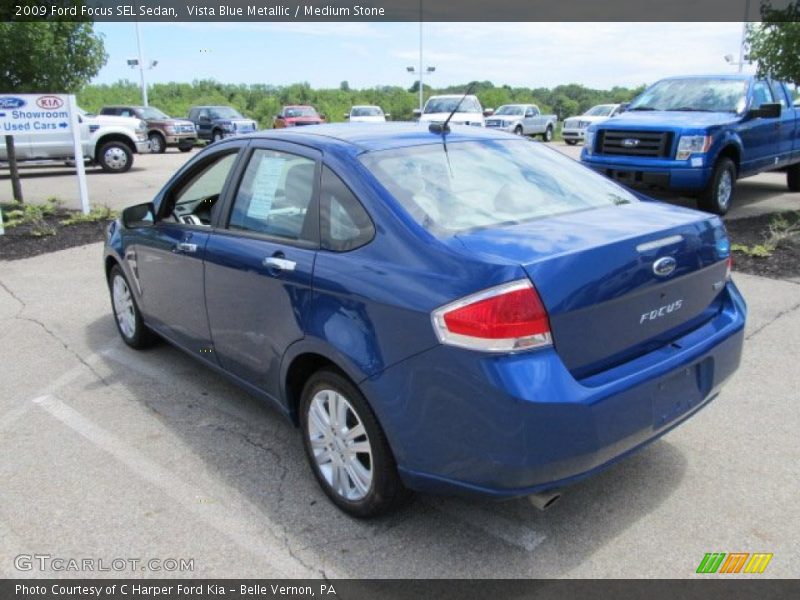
(1, 109, 150, 173)
(484, 104, 558, 141)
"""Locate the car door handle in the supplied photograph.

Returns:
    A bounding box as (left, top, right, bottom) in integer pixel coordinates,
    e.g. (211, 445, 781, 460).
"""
(262, 257, 296, 271)
(175, 242, 198, 253)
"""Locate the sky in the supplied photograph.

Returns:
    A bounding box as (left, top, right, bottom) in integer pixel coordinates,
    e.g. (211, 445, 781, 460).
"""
(92, 22, 756, 91)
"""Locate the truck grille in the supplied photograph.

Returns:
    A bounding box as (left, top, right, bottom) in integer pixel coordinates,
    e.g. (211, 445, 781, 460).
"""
(176, 124, 195, 133)
(597, 130, 673, 158)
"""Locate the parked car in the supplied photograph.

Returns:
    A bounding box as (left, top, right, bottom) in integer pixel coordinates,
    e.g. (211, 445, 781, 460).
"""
(187, 106, 258, 143)
(1, 107, 149, 173)
(562, 104, 622, 145)
(345, 105, 388, 123)
(273, 105, 326, 128)
(100, 105, 197, 153)
(105, 123, 745, 517)
(581, 75, 800, 214)
(485, 104, 558, 141)
(415, 94, 487, 127)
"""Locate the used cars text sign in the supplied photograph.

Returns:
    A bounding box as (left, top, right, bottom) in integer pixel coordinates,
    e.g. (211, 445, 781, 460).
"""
(0, 94, 71, 135)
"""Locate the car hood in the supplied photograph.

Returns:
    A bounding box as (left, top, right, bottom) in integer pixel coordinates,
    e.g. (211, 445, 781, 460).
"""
(89, 114, 143, 127)
(567, 115, 611, 124)
(599, 110, 739, 130)
(285, 116, 325, 123)
(147, 118, 194, 127)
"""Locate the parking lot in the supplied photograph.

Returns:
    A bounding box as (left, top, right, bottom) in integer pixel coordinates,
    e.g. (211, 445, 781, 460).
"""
(1, 139, 799, 578)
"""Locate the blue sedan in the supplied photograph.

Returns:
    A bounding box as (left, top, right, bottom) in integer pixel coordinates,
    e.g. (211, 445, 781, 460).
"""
(104, 123, 746, 517)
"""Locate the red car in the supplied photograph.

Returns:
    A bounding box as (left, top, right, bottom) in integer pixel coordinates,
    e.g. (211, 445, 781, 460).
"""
(273, 105, 327, 128)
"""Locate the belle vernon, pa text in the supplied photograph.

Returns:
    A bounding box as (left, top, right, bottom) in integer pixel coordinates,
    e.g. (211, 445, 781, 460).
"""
(15, 584, 339, 597)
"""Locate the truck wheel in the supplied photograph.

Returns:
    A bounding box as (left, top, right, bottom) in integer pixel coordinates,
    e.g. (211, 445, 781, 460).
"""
(564, 139, 578, 146)
(698, 157, 736, 215)
(542, 126, 553, 142)
(178, 144, 193, 153)
(788, 163, 800, 192)
(514, 125, 523, 136)
(148, 133, 166, 154)
(98, 141, 133, 173)
(212, 130, 224, 143)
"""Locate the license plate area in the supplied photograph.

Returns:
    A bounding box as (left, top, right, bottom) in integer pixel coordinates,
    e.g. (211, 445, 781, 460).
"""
(653, 357, 714, 428)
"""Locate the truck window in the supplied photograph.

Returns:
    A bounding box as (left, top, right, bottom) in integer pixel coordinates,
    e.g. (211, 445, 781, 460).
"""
(769, 81, 789, 108)
(751, 81, 774, 109)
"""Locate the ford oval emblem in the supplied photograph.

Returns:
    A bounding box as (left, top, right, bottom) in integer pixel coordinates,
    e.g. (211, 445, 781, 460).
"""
(0, 96, 26, 109)
(621, 138, 640, 148)
(653, 256, 677, 277)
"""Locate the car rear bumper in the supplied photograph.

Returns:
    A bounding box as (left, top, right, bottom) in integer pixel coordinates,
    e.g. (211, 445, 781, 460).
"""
(363, 282, 746, 498)
(581, 153, 712, 191)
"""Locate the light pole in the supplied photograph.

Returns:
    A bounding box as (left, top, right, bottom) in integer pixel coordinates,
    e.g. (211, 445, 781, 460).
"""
(407, 66, 436, 112)
(131, 22, 157, 106)
(725, 0, 751, 73)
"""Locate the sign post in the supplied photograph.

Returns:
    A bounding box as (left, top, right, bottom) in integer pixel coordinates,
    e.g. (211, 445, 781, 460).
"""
(0, 93, 90, 216)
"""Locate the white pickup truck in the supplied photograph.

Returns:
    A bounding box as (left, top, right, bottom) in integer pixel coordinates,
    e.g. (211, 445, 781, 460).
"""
(484, 104, 558, 141)
(1, 109, 150, 173)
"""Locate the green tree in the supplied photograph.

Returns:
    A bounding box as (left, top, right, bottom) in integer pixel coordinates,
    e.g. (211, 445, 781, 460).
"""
(0, 21, 107, 93)
(746, 1, 800, 86)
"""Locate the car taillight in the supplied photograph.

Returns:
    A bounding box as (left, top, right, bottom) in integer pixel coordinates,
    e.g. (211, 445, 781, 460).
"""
(431, 280, 552, 352)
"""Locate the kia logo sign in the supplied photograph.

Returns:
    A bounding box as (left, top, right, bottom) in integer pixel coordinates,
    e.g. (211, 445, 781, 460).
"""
(0, 97, 26, 109)
(652, 256, 677, 277)
(36, 96, 64, 109)
(621, 138, 640, 148)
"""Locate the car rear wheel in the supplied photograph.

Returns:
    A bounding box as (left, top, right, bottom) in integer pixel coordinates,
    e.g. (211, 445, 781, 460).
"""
(108, 265, 157, 349)
(300, 369, 409, 518)
(98, 141, 133, 173)
(542, 126, 553, 142)
(149, 133, 166, 154)
(698, 157, 736, 215)
(788, 163, 800, 192)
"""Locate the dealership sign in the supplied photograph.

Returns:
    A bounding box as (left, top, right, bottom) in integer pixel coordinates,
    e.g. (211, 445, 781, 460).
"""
(0, 94, 72, 135)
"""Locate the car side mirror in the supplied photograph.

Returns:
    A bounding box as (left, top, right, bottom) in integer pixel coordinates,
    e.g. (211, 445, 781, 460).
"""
(483, 108, 495, 116)
(122, 202, 155, 229)
(749, 102, 781, 119)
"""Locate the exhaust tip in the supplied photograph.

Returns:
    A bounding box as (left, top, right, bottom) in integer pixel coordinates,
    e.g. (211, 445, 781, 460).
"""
(528, 490, 562, 511)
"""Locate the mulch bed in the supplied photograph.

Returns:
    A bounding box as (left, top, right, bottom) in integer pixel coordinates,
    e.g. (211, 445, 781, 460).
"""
(726, 211, 800, 280)
(0, 206, 112, 261)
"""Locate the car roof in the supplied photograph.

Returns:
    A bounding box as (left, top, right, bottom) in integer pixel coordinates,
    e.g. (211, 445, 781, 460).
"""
(241, 122, 516, 153)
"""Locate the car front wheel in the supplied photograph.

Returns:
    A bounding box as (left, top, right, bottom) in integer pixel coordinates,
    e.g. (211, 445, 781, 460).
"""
(542, 126, 553, 142)
(699, 157, 736, 215)
(212, 130, 224, 143)
(564, 139, 578, 146)
(149, 133, 166, 154)
(108, 265, 157, 349)
(514, 125, 523, 136)
(300, 369, 409, 518)
(788, 163, 800, 192)
(98, 142, 133, 173)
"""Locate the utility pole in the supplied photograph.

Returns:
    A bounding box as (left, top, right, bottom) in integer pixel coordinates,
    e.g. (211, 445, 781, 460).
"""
(738, 0, 751, 73)
(135, 22, 149, 106)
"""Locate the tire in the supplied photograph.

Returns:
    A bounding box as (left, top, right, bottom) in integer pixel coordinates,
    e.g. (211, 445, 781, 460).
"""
(513, 125, 523, 136)
(178, 145, 193, 153)
(564, 139, 578, 146)
(148, 132, 166, 154)
(107, 265, 157, 349)
(698, 157, 736, 215)
(211, 130, 224, 143)
(542, 126, 554, 142)
(788, 163, 800, 192)
(300, 368, 409, 518)
(97, 141, 133, 173)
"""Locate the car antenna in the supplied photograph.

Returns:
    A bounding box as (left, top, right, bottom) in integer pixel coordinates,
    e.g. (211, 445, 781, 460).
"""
(429, 81, 478, 135)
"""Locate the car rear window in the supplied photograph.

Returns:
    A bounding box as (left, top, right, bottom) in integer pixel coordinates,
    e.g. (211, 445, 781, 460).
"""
(359, 140, 637, 236)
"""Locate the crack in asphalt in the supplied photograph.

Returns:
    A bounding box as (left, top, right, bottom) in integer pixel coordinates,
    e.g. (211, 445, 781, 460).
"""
(0, 278, 26, 317)
(745, 299, 800, 341)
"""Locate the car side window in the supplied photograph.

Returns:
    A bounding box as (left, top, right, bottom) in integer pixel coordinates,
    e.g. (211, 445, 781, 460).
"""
(769, 81, 789, 108)
(228, 149, 317, 242)
(198, 109, 209, 120)
(119, 108, 134, 118)
(751, 81, 774, 109)
(162, 151, 239, 226)
(320, 167, 374, 252)
(524, 107, 534, 117)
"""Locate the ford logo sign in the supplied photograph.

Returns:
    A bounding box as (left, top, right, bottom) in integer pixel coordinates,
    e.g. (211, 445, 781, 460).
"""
(0, 97, 26, 109)
(621, 138, 640, 148)
(653, 256, 677, 277)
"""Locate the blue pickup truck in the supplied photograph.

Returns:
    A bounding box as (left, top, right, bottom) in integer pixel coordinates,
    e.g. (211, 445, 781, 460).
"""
(581, 74, 800, 214)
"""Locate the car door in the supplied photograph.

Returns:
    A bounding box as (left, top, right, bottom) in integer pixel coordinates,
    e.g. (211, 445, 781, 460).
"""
(133, 143, 244, 356)
(739, 79, 781, 174)
(522, 106, 537, 134)
(195, 108, 212, 139)
(203, 141, 320, 401)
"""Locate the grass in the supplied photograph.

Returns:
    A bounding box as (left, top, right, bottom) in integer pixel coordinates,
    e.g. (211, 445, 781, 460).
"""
(731, 212, 800, 258)
(1, 198, 117, 237)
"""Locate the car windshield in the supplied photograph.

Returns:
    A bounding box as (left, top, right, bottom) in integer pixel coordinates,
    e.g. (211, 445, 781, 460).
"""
(585, 104, 616, 116)
(494, 106, 525, 116)
(424, 97, 481, 114)
(629, 78, 748, 113)
(360, 140, 636, 236)
(209, 107, 243, 119)
(285, 107, 318, 117)
(140, 107, 170, 119)
(352, 107, 383, 117)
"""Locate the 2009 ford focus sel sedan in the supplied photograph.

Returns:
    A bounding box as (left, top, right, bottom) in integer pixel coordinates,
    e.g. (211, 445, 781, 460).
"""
(104, 123, 746, 517)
